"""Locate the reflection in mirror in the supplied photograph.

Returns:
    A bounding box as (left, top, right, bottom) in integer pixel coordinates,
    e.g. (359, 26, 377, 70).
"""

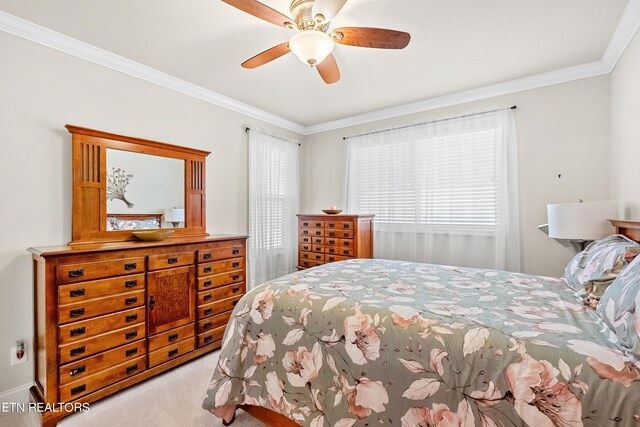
(106, 149, 184, 231)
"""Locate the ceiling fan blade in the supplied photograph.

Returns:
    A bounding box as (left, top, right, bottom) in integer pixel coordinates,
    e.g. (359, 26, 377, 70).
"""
(222, 0, 293, 28)
(332, 27, 411, 49)
(316, 54, 340, 84)
(242, 42, 291, 69)
(312, 0, 348, 23)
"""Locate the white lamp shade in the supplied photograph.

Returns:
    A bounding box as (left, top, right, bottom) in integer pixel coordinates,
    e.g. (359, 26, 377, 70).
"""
(289, 31, 335, 66)
(164, 208, 185, 222)
(547, 201, 617, 240)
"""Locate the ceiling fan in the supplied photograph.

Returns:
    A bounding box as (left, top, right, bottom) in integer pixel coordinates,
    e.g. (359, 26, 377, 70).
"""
(222, 0, 411, 84)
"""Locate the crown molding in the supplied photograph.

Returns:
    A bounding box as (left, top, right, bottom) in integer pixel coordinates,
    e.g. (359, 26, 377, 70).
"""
(602, 0, 640, 71)
(303, 60, 610, 135)
(1, 4, 639, 137)
(0, 10, 306, 135)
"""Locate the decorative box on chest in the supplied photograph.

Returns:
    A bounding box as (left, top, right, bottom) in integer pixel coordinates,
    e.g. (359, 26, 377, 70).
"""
(297, 214, 374, 269)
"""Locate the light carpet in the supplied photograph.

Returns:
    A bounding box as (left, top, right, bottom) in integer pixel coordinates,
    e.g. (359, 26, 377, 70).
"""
(0, 351, 263, 427)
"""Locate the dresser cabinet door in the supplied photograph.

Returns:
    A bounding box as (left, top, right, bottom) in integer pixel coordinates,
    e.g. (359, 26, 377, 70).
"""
(147, 266, 196, 335)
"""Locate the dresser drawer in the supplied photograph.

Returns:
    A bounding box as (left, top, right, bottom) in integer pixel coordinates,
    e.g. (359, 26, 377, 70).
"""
(312, 237, 324, 245)
(58, 290, 145, 324)
(325, 246, 337, 254)
(148, 323, 195, 352)
(57, 257, 145, 284)
(58, 274, 145, 305)
(198, 325, 226, 347)
(300, 243, 312, 252)
(198, 258, 243, 276)
(325, 230, 353, 239)
(312, 245, 324, 253)
(300, 228, 324, 237)
(58, 307, 145, 344)
(299, 251, 313, 261)
(148, 251, 195, 271)
(148, 338, 195, 368)
(59, 356, 146, 402)
(299, 259, 324, 269)
(59, 340, 146, 385)
(325, 238, 338, 246)
(337, 248, 354, 256)
(198, 295, 242, 319)
(337, 239, 354, 248)
(326, 221, 353, 230)
(59, 323, 146, 364)
(198, 245, 244, 263)
(198, 271, 243, 291)
(197, 312, 232, 334)
(326, 254, 352, 263)
(300, 220, 324, 228)
(198, 283, 244, 305)
(299, 236, 312, 244)
(307, 252, 324, 262)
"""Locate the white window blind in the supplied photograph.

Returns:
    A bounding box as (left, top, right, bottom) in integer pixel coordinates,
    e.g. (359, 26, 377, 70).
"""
(344, 108, 520, 271)
(248, 129, 299, 288)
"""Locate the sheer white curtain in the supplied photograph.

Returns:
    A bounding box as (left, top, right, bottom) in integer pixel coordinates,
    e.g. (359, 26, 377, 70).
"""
(343, 108, 520, 271)
(248, 128, 300, 289)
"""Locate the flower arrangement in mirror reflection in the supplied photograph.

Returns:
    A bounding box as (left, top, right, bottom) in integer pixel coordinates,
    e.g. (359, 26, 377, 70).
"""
(106, 167, 134, 208)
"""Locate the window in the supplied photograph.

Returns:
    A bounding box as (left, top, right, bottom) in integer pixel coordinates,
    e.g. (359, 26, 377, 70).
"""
(344, 108, 520, 271)
(248, 129, 299, 288)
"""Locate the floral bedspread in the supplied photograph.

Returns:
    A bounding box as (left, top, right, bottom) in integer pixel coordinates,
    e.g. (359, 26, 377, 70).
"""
(203, 259, 640, 426)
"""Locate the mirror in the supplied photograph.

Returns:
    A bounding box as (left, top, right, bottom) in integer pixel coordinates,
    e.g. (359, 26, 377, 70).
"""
(67, 125, 209, 245)
(105, 149, 185, 231)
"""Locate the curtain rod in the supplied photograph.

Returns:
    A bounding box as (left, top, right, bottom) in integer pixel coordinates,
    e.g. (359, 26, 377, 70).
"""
(245, 127, 301, 146)
(342, 105, 517, 141)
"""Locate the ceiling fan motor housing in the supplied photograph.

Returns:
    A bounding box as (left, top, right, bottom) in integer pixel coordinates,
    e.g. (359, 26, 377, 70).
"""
(291, 0, 321, 30)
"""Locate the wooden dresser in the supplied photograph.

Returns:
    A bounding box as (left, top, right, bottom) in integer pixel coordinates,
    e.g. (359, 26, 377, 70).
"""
(28, 235, 246, 426)
(297, 214, 374, 269)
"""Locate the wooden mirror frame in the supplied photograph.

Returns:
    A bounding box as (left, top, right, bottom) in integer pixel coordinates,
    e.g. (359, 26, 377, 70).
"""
(66, 125, 210, 245)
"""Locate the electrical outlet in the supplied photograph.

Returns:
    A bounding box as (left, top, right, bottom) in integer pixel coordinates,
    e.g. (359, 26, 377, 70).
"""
(10, 340, 27, 366)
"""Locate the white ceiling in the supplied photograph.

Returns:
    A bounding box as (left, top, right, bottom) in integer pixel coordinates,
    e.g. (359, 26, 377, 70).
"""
(0, 0, 630, 127)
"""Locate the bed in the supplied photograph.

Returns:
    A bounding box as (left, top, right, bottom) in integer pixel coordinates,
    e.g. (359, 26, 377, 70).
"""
(203, 234, 640, 426)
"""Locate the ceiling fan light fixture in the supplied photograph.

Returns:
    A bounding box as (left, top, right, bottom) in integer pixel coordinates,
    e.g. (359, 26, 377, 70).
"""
(289, 30, 335, 66)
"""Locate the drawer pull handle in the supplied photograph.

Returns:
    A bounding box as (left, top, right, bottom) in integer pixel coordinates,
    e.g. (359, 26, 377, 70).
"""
(315, 231, 321, 235)
(343, 224, 349, 228)
(329, 232, 335, 237)
(232, 300, 239, 307)
(204, 308, 213, 316)
(203, 267, 212, 273)
(69, 366, 86, 377)
(328, 240, 334, 244)
(232, 262, 240, 268)
(315, 255, 321, 260)
(126, 364, 139, 374)
(168, 349, 179, 358)
(203, 253, 212, 260)
(232, 249, 240, 255)
(125, 280, 137, 288)
(70, 346, 85, 357)
(71, 384, 86, 396)
(232, 287, 240, 293)
(329, 224, 335, 228)
(203, 280, 212, 288)
(303, 222, 309, 226)
(204, 336, 213, 344)
(168, 333, 179, 342)
(344, 233, 350, 238)
(70, 308, 85, 318)
(203, 322, 212, 330)
(232, 274, 240, 281)
(149, 295, 156, 309)
(125, 297, 138, 306)
(125, 314, 138, 323)
(330, 249, 335, 253)
(315, 223, 321, 227)
(343, 250, 349, 255)
(302, 254, 308, 259)
(126, 348, 138, 357)
(69, 288, 85, 297)
(68, 269, 84, 278)
(344, 242, 349, 246)
(167, 257, 178, 264)
(328, 257, 335, 262)
(303, 230, 309, 235)
(125, 331, 138, 340)
(70, 327, 86, 337)
(203, 295, 212, 302)
(124, 263, 137, 271)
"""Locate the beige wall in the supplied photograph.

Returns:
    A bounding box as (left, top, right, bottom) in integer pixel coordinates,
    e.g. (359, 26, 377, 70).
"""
(611, 29, 640, 218)
(301, 76, 612, 278)
(0, 32, 301, 398)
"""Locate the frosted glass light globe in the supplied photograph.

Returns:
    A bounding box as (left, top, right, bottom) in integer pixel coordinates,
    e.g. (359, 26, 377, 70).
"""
(289, 30, 336, 66)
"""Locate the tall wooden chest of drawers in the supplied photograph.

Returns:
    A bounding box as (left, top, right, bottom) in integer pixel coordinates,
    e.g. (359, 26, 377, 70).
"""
(28, 235, 246, 427)
(297, 214, 374, 269)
